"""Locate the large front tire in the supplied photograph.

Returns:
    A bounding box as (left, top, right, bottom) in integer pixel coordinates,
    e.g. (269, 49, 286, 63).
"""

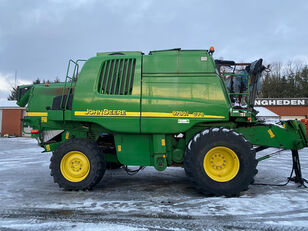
(184, 127, 257, 197)
(50, 139, 106, 190)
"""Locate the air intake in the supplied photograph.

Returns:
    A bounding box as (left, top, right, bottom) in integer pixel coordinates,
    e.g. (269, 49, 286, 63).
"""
(98, 58, 136, 95)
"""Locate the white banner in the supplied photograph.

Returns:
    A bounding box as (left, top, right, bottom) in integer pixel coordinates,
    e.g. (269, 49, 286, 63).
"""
(255, 98, 308, 106)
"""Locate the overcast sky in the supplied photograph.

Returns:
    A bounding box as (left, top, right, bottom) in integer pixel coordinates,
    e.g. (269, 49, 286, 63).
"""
(0, 0, 308, 100)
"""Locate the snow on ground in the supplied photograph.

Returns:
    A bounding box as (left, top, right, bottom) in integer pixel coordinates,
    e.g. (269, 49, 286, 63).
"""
(0, 137, 308, 230)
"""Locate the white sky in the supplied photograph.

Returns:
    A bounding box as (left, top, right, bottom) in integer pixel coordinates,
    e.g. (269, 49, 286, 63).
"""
(0, 0, 308, 100)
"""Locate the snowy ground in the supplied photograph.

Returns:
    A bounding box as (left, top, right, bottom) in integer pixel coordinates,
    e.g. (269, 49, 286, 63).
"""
(0, 138, 307, 231)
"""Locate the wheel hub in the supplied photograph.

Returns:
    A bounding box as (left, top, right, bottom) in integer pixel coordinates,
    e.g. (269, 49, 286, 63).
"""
(204, 146, 240, 182)
(211, 154, 226, 169)
(71, 159, 83, 172)
(60, 151, 90, 182)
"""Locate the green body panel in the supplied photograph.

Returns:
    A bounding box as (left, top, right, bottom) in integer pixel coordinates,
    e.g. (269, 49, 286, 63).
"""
(71, 55, 142, 133)
(48, 110, 63, 121)
(235, 120, 308, 150)
(114, 134, 152, 165)
(141, 50, 228, 134)
(141, 73, 229, 133)
(16, 85, 32, 107)
(152, 134, 166, 154)
(113, 133, 168, 169)
(17, 48, 308, 169)
(97, 51, 142, 56)
(143, 49, 216, 73)
(26, 83, 65, 112)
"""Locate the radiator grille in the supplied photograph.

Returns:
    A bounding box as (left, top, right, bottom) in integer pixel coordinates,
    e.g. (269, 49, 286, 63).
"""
(98, 58, 136, 95)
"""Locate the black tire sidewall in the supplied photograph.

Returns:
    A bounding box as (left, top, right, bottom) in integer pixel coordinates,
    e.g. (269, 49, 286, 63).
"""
(185, 128, 256, 196)
(51, 138, 106, 190)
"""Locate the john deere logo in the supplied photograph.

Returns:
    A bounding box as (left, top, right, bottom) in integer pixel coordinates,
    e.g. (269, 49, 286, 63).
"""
(85, 109, 127, 116)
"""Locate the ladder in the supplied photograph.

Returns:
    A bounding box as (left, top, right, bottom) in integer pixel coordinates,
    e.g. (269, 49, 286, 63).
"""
(60, 59, 86, 110)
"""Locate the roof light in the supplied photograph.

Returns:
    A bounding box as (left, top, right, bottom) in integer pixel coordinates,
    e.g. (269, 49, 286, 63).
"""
(209, 46, 215, 55)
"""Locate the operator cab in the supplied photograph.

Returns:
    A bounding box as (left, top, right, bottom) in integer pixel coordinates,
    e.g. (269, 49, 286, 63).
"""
(215, 59, 268, 112)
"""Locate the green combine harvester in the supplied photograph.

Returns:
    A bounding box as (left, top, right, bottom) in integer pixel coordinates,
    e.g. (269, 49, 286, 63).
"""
(16, 47, 308, 196)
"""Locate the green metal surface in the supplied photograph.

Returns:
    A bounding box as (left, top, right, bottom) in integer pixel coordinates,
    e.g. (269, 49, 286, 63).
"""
(152, 134, 166, 154)
(235, 120, 308, 150)
(16, 84, 32, 107)
(16, 48, 308, 169)
(114, 134, 152, 165)
(154, 154, 167, 171)
(72, 55, 142, 133)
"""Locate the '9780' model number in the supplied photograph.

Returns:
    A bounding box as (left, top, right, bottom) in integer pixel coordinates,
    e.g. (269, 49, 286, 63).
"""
(172, 111, 205, 117)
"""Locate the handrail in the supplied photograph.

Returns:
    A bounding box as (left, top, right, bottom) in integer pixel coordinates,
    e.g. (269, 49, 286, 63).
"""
(222, 73, 251, 108)
(60, 59, 87, 110)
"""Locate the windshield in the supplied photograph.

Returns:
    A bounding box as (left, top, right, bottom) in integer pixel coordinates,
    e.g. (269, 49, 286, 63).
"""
(215, 59, 266, 110)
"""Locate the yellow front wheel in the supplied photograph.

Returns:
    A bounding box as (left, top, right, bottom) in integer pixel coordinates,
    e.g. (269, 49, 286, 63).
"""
(203, 146, 240, 182)
(60, 151, 90, 182)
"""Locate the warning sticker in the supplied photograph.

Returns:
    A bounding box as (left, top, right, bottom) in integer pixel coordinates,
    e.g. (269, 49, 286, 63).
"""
(267, 129, 275, 138)
(178, 119, 190, 124)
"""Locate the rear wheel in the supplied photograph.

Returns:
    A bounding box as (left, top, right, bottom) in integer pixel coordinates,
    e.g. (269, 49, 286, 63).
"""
(60, 151, 90, 182)
(184, 127, 257, 196)
(50, 138, 106, 190)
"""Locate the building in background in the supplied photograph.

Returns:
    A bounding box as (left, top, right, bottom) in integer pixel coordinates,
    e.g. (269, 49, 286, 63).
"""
(255, 98, 308, 120)
(255, 107, 279, 122)
(0, 100, 27, 137)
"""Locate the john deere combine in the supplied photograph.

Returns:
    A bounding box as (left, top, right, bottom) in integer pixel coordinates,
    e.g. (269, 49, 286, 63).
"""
(16, 48, 308, 196)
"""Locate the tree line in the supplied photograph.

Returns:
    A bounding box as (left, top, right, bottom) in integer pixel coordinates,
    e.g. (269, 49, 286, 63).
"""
(260, 62, 308, 98)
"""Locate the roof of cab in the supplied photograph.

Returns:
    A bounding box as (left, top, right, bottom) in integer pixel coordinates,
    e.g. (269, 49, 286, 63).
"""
(96, 51, 143, 56)
(149, 48, 208, 55)
(96, 49, 209, 57)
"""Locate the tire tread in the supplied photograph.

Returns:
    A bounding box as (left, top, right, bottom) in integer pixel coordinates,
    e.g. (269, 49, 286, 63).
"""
(184, 127, 257, 197)
(50, 138, 106, 190)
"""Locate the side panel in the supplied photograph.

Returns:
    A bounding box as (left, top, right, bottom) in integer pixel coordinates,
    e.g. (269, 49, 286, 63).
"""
(141, 74, 229, 133)
(143, 50, 216, 73)
(235, 120, 308, 150)
(114, 134, 152, 165)
(26, 83, 66, 112)
(141, 51, 229, 134)
(72, 55, 142, 133)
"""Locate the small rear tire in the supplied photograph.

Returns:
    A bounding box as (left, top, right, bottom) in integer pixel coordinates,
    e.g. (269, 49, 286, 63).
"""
(50, 138, 106, 190)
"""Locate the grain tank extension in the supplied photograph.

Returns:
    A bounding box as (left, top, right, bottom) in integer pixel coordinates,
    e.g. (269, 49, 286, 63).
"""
(17, 48, 308, 196)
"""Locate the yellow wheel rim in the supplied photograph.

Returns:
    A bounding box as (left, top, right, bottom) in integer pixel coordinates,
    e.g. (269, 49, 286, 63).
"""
(60, 151, 90, 182)
(203, 146, 240, 182)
